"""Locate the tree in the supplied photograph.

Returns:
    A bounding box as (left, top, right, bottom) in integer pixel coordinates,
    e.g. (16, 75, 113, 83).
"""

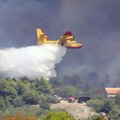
(100, 100, 112, 114)
(0, 79, 17, 99)
(12, 96, 24, 107)
(39, 100, 50, 110)
(115, 93, 120, 106)
(39, 94, 50, 110)
(61, 85, 80, 97)
(109, 105, 120, 120)
(0, 97, 7, 110)
(35, 78, 54, 94)
(84, 87, 105, 99)
(16, 82, 28, 96)
(23, 90, 40, 105)
(87, 99, 104, 112)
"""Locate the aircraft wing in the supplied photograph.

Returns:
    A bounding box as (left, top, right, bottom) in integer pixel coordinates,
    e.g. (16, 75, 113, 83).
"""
(59, 31, 74, 43)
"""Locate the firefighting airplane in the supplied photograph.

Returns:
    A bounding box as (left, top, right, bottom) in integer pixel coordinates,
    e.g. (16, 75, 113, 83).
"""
(36, 28, 82, 49)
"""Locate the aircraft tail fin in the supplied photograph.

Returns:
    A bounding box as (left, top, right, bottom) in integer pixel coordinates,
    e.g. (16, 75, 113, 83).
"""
(36, 29, 48, 45)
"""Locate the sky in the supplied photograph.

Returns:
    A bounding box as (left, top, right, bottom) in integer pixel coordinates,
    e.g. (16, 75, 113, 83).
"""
(0, 0, 120, 85)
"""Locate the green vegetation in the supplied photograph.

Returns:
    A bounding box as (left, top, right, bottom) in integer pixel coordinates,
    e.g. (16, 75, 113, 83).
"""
(51, 77, 105, 99)
(114, 93, 120, 106)
(0, 97, 9, 110)
(0, 76, 120, 120)
(56, 85, 82, 97)
(109, 106, 120, 120)
(0, 77, 58, 117)
(87, 99, 113, 114)
(23, 90, 40, 104)
(87, 97, 120, 120)
(100, 100, 113, 114)
(89, 115, 106, 120)
(108, 94, 120, 120)
(1, 106, 41, 116)
(86, 99, 104, 112)
(41, 111, 75, 120)
(50, 75, 120, 119)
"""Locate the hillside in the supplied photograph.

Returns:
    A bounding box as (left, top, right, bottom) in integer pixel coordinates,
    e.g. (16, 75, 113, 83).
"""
(51, 100, 98, 120)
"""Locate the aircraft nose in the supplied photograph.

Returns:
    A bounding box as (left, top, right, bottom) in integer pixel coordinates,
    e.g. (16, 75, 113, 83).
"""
(79, 44, 82, 48)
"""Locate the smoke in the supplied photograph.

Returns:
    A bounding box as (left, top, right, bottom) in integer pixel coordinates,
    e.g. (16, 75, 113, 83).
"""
(0, 45, 66, 80)
(55, 0, 120, 85)
(107, 53, 120, 81)
(0, 0, 120, 85)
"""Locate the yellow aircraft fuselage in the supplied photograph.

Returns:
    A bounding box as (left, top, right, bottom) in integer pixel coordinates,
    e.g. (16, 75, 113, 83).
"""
(36, 29, 82, 49)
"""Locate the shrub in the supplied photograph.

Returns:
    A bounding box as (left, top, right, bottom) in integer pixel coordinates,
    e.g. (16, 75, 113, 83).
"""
(0, 97, 6, 110)
(115, 93, 120, 106)
(90, 115, 106, 120)
(12, 96, 24, 107)
(109, 105, 120, 120)
(39, 96, 50, 110)
(2, 113, 37, 120)
(42, 111, 75, 120)
(100, 100, 112, 114)
(23, 90, 40, 105)
(86, 99, 104, 112)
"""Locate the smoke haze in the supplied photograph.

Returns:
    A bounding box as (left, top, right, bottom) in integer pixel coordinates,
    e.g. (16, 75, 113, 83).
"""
(0, 0, 120, 85)
(0, 45, 66, 79)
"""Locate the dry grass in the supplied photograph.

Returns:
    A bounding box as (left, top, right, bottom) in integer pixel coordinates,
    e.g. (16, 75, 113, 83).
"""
(51, 100, 98, 120)
(1, 113, 38, 120)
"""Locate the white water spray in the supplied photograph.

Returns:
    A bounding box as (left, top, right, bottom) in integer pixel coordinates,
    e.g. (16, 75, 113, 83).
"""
(0, 45, 66, 79)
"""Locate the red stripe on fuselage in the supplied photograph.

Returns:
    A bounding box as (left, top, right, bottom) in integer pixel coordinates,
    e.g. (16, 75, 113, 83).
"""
(67, 46, 82, 49)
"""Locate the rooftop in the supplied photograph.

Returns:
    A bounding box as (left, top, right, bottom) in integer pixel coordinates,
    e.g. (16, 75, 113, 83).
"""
(105, 88, 120, 94)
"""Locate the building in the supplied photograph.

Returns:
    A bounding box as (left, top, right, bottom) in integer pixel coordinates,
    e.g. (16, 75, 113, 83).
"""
(105, 88, 120, 98)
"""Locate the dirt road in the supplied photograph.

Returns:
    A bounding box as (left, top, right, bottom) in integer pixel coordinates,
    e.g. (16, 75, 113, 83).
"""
(50, 100, 98, 120)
